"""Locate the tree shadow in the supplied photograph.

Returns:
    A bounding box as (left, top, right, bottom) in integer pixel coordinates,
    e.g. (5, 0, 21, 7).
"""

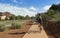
(8, 32, 27, 35)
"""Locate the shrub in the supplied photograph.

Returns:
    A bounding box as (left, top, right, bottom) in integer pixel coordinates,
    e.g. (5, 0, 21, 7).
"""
(0, 24, 7, 31)
(12, 23, 21, 29)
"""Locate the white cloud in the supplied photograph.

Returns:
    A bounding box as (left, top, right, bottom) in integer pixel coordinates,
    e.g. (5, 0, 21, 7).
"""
(56, 2, 60, 4)
(11, 0, 17, 3)
(0, 3, 37, 17)
(43, 5, 51, 11)
(12, 0, 22, 5)
(29, 6, 37, 11)
(13, 0, 17, 3)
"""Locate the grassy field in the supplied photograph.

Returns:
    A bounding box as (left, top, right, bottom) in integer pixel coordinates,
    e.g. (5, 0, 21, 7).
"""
(0, 19, 32, 38)
(0, 20, 29, 26)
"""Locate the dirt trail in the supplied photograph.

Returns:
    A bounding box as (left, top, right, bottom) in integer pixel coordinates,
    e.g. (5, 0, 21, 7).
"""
(23, 24, 48, 38)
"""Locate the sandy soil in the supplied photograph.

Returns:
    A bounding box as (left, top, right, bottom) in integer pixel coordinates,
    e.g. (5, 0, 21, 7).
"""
(23, 24, 48, 38)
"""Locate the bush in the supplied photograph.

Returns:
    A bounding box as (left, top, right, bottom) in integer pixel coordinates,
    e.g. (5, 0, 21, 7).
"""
(12, 23, 21, 29)
(0, 24, 7, 31)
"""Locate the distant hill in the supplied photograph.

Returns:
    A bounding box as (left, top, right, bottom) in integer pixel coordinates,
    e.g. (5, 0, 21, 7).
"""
(0, 12, 14, 16)
(0, 12, 15, 20)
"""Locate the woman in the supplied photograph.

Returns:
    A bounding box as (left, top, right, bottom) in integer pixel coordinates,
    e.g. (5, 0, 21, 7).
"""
(36, 14, 42, 32)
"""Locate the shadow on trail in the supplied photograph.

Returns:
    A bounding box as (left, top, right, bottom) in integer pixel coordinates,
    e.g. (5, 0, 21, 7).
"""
(8, 32, 27, 35)
(28, 31, 41, 34)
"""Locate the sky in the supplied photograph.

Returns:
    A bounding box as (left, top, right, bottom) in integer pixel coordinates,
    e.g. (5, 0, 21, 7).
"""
(0, 0, 60, 16)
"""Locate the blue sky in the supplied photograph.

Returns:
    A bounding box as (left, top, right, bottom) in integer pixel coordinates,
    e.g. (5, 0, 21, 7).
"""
(0, 0, 60, 16)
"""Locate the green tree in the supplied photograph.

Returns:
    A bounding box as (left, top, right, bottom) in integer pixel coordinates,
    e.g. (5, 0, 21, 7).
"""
(50, 4, 60, 12)
(16, 15, 24, 20)
(25, 15, 30, 19)
(10, 15, 16, 20)
(42, 10, 55, 20)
